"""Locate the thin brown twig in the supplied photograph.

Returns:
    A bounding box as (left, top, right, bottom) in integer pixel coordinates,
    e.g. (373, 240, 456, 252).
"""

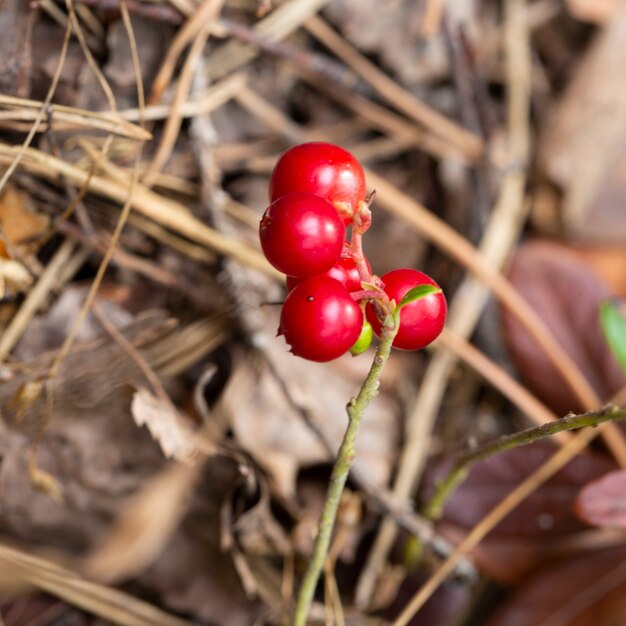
(91, 302, 172, 405)
(355, 3, 534, 601)
(391, 407, 626, 626)
(142, 27, 212, 186)
(0, 18, 72, 197)
(48, 0, 146, 379)
(305, 15, 483, 160)
(420, 0, 446, 37)
(148, 0, 224, 105)
(437, 328, 567, 439)
(0, 95, 151, 140)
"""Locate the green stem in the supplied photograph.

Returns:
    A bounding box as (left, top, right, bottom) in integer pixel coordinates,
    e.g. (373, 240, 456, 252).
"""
(423, 406, 626, 520)
(292, 321, 398, 626)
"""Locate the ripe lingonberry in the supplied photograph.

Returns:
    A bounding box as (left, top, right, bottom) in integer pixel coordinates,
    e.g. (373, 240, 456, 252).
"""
(279, 276, 363, 362)
(366, 269, 446, 350)
(269, 142, 367, 225)
(286, 251, 370, 293)
(259, 192, 345, 278)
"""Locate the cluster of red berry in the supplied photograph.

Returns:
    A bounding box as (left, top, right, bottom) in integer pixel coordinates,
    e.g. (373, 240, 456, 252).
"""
(259, 142, 447, 362)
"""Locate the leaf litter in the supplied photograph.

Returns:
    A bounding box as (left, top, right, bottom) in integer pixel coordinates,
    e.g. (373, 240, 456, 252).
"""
(1, 1, 626, 625)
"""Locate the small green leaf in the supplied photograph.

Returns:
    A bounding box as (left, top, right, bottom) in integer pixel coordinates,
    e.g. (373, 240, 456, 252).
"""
(397, 285, 441, 311)
(600, 300, 626, 375)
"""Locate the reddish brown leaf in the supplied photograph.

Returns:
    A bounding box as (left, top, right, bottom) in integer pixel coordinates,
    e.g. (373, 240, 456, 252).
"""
(422, 441, 616, 538)
(384, 568, 472, 626)
(437, 522, 554, 585)
(574, 469, 626, 528)
(502, 240, 626, 414)
(486, 547, 626, 626)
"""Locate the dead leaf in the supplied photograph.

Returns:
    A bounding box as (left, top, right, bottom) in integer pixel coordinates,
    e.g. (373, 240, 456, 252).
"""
(83, 462, 201, 584)
(0, 257, 32, 294)
(486, 547, 626, 626)
(104, 18, 173, 95)
(437, 522, 555, 585)
(502, 240, 626, 414)
(225, 323, 401, 498)
(137, 457, 264, 626)
(422, 441, 616, 539)
(384, 566, 472, 626)
(0, 543, 196, 626)
(539, 8, 626, 242)
(574, 469, 626, 529)
(131, 388, 207, 464)
(0, 0, 33, 96)
(0, 186, 49, 254)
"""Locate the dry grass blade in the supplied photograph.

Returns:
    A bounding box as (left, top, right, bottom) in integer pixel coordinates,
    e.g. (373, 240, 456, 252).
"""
(143, 15, 215, 185)
(357, 4, 626, 602)
(391, 417, 611, 626)
(207, 0, 332, 80)
(0, 239, 76, 363)
(367, 169, 626, 462)
(131, 388, 209, 463)
(437, 328, 567, 438)
(0, 545, 196, 626)
(83, 462, 201, 584)
(0, 143, 276, 275)
(149, 0, 227, 104)
(48, 0, 145, 383)
(0, 95, 151, 140)
(356, 6, 534, 601)
(116, 72, 247, 123)
(0, 19, 71, 197)
(420, 0, 446, 37)
(300, 69, 473, 164)
(305, 16, 483, 160)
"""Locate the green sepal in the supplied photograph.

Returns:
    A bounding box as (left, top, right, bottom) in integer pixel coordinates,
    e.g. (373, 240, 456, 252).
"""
(393, 285, 441, 325)
(600, 299, 626, 375)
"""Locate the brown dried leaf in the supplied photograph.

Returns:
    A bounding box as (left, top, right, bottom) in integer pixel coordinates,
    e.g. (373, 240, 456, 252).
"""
(384, 567, 472, 626)
(539, 8, 626, 242)
(83, 462, 201, 584)
(423, 441, 616, 539)
(502, 240, 626, 414)
(486, 547, 626, 626)
(0, 544, 197, 626)
(436, 521, 549, 585)
(0, 258, 33, 294)
(131, 388, 209, 464)
(137, 458, 264, 626)
(0, 0, 32, 96)
(0, 186, 49, 254)
(226, 323, 401, 498)
(574, 469, 626, 529)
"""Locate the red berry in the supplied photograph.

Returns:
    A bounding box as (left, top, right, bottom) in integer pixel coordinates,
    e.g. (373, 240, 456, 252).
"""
(269, 142, 366, 225)
(286, 253, 370, 293)
(279, 276, 363, 362)
(259, 192, 345, 278)
(366, 269, 446, 350)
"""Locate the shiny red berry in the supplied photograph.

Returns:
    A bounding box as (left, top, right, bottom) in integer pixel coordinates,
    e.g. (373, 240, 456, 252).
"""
(286, 253, 369, 293)
(259, 192, 345, 278)
(279, 276, 363, 362)
(269, 142, 366, 225)
(366, 269, 446, 350)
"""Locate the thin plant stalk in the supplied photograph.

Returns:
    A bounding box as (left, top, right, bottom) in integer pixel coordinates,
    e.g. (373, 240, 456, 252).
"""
(423, 406, 626, 520)
(292, 319, 398, 626)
